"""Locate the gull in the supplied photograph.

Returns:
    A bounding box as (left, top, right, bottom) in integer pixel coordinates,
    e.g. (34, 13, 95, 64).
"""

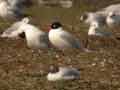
(47, 66, 80, 81)
(17, 23, 49, 49)
(85, 21, 112, 48)
(1, 17, 49, 49)
(48, 21, 82, 49)
(80, 4, 120, 27)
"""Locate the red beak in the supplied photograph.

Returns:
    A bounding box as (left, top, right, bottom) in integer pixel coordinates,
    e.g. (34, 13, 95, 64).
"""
(43, 24, 51, 32)
(48, 24, 51, 32)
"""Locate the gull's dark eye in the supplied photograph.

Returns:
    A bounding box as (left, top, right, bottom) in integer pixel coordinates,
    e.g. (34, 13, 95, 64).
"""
(51, 22, 62, 29)
(81, 14, 88, 21)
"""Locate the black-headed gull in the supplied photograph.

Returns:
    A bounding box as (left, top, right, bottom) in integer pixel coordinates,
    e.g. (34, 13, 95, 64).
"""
(1, 17, 49, 49)
(48, 21, 82, 49)
(47, 66, 80, 81)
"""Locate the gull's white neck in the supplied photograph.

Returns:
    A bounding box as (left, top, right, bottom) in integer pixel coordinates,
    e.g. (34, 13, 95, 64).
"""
(50, 27, 62, 31)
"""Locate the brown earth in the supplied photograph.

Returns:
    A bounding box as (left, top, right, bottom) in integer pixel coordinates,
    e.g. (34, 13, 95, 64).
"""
(0, 0, 120, 90)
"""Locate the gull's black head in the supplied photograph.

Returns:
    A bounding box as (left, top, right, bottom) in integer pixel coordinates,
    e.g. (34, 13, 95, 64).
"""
(51, 22, 62, 29)
(80, 13, 88, 22)
(49, 65, 59, 73)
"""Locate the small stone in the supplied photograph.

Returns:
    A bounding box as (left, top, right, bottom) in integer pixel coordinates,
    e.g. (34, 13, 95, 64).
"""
(91, 63, 96, 66)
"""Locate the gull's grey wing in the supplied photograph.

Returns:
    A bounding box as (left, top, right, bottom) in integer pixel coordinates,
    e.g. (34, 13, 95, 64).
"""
(38, 32, 50, 48)
(60, 31, 81, 48)
(61, 67, 80, 77)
